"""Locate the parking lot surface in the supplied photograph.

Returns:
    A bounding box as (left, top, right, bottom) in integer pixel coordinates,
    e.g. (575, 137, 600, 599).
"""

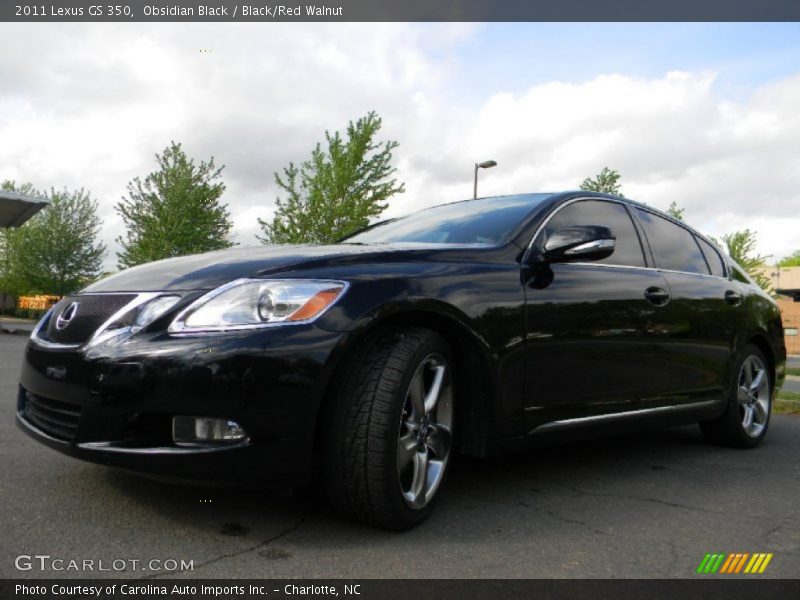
(2, 334, 798, 579)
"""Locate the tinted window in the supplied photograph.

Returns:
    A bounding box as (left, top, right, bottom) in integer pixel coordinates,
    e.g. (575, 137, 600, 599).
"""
(346, 194, 550, 245)
(696, 236, 726, 278)
(542, 200, 645, 267)
(635, 209, 710, 275)
(732, 265, 750, 284)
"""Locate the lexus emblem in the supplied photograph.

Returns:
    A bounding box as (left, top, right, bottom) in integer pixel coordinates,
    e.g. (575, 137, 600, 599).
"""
(55, 302, 79, 330)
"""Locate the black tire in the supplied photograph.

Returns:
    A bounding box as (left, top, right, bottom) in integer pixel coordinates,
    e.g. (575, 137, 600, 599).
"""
(699, 344, 772, 448)
(322, 326, 455, 530)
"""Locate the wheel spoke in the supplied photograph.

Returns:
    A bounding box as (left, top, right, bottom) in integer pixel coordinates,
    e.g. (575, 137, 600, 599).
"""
(754, 399, 768, 424)
(750, 368, 765, 393)
(741, 404, 754, 429)
(424, 365, 446, 414)
(397, 431, 417, 472)
(408, 449, 429, 506)
(426, 424, 451, 459)
(742, 359, 753, 388)
(408, 367, 425, 418)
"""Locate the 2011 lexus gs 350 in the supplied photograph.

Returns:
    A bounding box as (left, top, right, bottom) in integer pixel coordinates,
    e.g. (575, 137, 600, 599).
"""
(18, 192, 786, 529)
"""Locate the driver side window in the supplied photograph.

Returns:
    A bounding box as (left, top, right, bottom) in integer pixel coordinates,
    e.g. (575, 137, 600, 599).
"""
(541, 200, 646, 267)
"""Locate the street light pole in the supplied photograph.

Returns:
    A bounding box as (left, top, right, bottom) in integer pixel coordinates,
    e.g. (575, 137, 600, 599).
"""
(473, 160, 497, 199)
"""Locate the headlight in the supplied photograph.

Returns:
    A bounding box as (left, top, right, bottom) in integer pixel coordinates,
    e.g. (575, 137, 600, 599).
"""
(169, 279, 347, 332)
(133, 295, 181, 331)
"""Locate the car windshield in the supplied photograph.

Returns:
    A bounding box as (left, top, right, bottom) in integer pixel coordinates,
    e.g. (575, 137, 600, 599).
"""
(344, 194, 551, 245)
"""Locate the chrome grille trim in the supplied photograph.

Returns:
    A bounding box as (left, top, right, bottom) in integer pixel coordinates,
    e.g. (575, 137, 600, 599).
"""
(32, 292, 162, 350)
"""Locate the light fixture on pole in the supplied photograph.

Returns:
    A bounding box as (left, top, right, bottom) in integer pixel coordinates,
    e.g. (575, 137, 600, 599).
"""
(473, 160, 497, 199)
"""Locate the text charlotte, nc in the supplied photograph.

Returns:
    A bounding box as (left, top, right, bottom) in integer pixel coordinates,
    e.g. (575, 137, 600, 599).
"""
(143, 4, 344, 17)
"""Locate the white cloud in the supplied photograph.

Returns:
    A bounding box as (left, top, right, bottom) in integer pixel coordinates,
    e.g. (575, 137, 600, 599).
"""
(1, 23, 799, 268)
(433, 70, 800, 258)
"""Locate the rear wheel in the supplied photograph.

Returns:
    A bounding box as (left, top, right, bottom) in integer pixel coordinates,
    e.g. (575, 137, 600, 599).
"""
(700, 344, 771, 448)
(323, 327, 454, 530)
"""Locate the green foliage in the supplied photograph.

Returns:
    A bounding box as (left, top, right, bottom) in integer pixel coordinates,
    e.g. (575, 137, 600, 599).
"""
(10, 307, 47, 320)
(0, 226, 23, 298)
(778, 250, 800, 268)
(711, 229, 772, 291)
(12, 188, 106, 296)
(775, 391, 800, 415)
(666, 201, 685, 221)
(579, 167, 624, 197)
(1, 181, 39, 299)
(1, 179, 38, 196)
(259, 111, 405, 244)
(116, 141, 234, 268)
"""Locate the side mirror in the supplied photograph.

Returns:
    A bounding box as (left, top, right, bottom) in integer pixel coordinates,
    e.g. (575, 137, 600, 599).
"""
(543, 225, 616, 263)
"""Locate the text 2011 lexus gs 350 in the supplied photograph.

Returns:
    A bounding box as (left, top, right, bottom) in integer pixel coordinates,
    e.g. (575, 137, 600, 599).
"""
(18, 191, 786, 529)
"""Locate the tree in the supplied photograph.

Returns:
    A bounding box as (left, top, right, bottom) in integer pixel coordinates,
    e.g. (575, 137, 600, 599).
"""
(258, 111, 405, 244)
(1, 181, 40, 307)
(13, 188, 107, 296)
(778, 250, 800, 268)
(712, 230, 771, 291)
(0, 223, 21, 311)
(116, 141, 233, 268)
(666, 201, 685, 221)
(579, 167, 624, 197)
(1, 179, 38, 196)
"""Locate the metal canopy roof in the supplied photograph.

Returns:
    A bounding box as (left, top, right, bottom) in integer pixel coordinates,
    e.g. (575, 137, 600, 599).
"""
(0, 191, 49, 227)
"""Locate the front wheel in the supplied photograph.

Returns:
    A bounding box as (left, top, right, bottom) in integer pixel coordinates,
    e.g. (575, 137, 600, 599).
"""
(323, 327, 454, 530)
(700, 344, 772, 448)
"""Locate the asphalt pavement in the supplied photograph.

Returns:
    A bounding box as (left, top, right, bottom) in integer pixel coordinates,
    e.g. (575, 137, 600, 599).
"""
(2, 333, 799, 579)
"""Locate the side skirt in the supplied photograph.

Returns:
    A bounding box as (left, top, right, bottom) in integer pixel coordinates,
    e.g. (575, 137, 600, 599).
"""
(483, 398, 726, 457)
(531, 399, 721, 434)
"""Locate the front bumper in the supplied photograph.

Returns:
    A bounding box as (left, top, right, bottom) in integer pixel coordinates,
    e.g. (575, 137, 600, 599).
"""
(17, 324, 346, 487)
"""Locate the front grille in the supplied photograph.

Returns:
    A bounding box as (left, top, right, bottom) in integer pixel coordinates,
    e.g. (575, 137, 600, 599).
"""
(45, 294, 136, 345)
(22, 390, 82, 441)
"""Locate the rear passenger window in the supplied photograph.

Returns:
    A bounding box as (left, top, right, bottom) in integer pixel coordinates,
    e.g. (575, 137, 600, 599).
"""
(542, 200, 645, 267)
(635, 209, 710, 275)
(696, 236, 726, 278)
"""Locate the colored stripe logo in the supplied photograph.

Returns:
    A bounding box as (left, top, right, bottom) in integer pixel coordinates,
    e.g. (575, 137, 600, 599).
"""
(697, 553, 773, 574)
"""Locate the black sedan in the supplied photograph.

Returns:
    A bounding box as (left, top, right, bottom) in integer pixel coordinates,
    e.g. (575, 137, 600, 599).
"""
(17, 191, 786, 530)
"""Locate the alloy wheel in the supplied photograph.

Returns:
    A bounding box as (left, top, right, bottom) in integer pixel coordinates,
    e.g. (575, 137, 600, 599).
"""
(397, 353, 453, 509)
(738, 354, 770, 438)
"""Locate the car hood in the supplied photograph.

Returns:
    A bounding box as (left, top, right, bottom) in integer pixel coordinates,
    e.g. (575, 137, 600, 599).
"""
(82, 243, 480, 293)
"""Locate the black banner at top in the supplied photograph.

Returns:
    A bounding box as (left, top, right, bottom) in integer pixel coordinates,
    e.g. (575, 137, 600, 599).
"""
(2, 0, 800, 22)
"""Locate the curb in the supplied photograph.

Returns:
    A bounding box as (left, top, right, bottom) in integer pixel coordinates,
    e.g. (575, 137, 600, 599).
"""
(0, 326, 31, 336)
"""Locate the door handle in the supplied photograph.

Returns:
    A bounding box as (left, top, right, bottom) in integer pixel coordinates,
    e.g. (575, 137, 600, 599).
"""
(725, 290, 743, 306)
(644, 286, 670, 306)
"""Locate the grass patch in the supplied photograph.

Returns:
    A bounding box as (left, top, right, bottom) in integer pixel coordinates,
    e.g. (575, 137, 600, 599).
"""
(785, 367, 800, 377)
(775, 389, 800, 415)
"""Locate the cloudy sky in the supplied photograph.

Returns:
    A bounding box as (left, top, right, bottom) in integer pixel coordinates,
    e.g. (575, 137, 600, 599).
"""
(1, 22, 799, 268)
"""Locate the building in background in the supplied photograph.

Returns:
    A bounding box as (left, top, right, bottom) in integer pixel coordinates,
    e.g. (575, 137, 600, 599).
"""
(761, 266, 800, 356)
(17, 295, 60, 310)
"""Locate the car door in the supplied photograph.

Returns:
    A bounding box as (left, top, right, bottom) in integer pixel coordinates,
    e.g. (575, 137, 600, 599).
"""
(522, 198, 673, 427)
(633, 207, 741, 405)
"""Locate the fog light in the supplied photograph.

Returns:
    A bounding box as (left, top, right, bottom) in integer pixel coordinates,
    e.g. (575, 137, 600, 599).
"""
(172, 416, 248, 445)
